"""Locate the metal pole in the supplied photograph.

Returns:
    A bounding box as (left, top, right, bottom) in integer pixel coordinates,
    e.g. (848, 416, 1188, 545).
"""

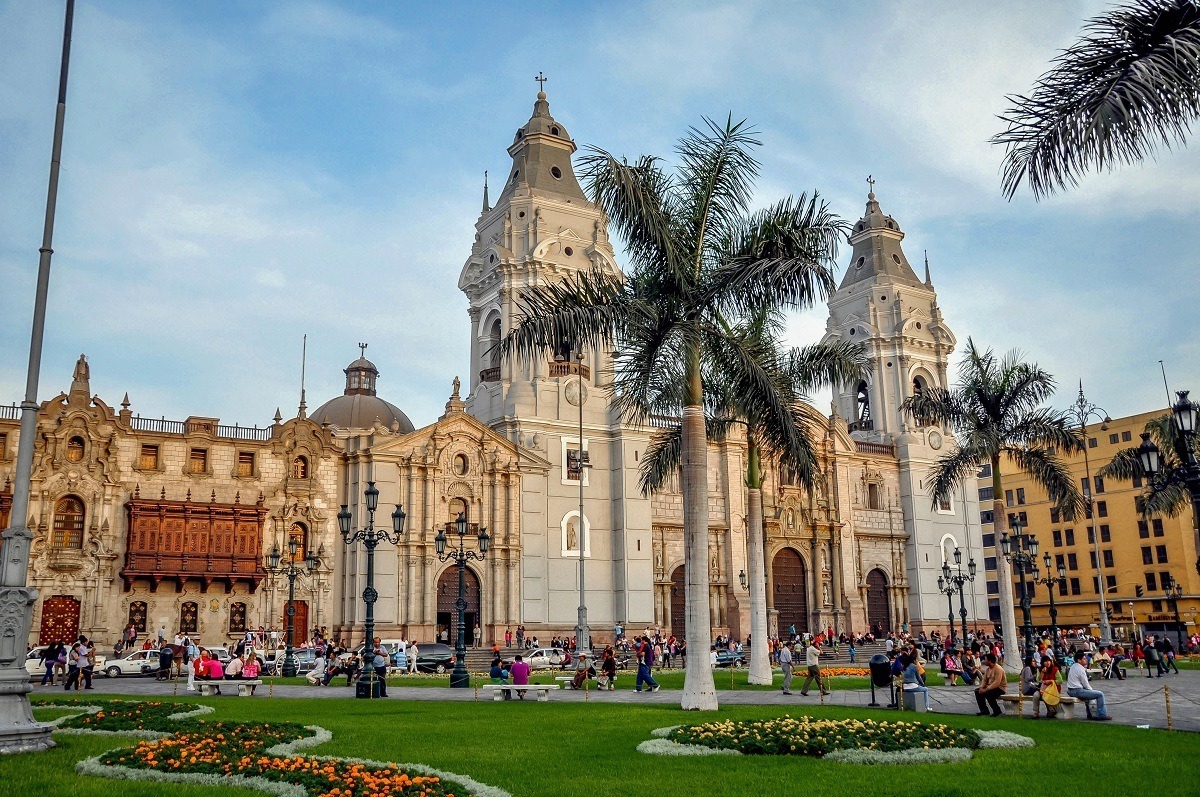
(957, 582, 969, 649)
(945, 588, 955, 644)
(282, 566, 297, 678)
(451, 543, 469, 688)
(575, 371, 588, 653)
(1076, 385, 1112, 644)
(0, 0, 74, 755)
(1019, 566, 1034, 661)
(1047, 582, 1060, 659)
(362, 537, 377, 697)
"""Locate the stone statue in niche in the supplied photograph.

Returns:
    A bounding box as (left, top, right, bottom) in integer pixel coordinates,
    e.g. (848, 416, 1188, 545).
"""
(823, 582, 831, 605)
(710, 551, 720, 579)
(821, 547, 829, 571)
(566, 520, 578, 551)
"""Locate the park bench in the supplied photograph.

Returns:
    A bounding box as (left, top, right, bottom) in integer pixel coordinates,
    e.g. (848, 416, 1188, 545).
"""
(236, 679, 262, 697)
(999, 693, 1079, 719)
(483, 684, 560, 702)
(196, 679, 263, 697)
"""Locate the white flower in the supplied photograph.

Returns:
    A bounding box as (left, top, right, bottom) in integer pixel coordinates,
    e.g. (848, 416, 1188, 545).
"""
(975, 730, 1036, 749)
(825, 747, 974, 765)
(637, 739, 742, 756)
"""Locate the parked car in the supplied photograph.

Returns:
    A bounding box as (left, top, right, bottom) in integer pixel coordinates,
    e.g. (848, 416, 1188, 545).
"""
(24, 645, 108, 676)
(713, 649, 746, 668)
(103, 649, 160, 678)
(260, 649, 319, 676)
(206, 646, 232, 664)
(414, 643, 455, 674)
(525, 647, 568, 670)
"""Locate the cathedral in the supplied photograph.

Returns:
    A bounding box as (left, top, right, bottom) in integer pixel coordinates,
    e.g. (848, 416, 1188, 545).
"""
(0, 89, 986, 650)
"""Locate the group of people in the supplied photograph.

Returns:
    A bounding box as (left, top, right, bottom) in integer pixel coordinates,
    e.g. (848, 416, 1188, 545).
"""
(36, 637, 96, 690)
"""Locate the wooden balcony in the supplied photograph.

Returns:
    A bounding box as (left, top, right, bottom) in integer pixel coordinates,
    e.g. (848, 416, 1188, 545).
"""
(548, 361, 590, 379)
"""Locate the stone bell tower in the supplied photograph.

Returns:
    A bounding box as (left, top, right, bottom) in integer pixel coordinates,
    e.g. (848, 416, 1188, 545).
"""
(457, 84, 653, 635)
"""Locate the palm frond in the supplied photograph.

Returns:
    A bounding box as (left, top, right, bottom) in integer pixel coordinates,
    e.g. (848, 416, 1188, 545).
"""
(1007, 445, 1085, 519)
(927, 443, 989, 508)
(639, 416, 736, 495)
(676, 116, 761, 265)
(994, 0, 1200, 199)
(501, 268, 629, 368)
(787, 340, 870, 393)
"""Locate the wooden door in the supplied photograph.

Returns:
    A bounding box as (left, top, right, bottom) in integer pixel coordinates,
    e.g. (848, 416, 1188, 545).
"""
(669, 566, 686, 639)
(39, 595, 81, 645)
(866, 569, 891, 634)
(283, 600, 309, 645)
(772, 548, 808, 635)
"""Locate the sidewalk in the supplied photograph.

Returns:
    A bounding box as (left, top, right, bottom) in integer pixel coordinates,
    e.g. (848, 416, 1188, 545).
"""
(47, 669, 1199, 732)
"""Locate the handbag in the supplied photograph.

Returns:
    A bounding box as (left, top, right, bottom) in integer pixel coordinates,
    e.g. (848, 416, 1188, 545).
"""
(1041, 681, 1061, 706)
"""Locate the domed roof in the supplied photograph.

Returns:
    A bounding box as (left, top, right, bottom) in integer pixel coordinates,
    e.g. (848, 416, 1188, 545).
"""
(310, 346, 416, 433)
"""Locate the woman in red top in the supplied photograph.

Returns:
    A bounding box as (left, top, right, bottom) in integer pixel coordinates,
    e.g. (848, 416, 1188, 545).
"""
(1035, 656, 1060, 718)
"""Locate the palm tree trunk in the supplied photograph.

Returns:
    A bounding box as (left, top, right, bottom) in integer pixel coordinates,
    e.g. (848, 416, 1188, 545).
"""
(744, 433, 771, 685)
(681, 343, 717, 710)
(992, 457, 1021, 670)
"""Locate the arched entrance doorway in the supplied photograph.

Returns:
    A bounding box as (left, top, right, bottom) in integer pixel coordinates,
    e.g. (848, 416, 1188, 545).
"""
(669, 565, 686, 639)
(772, 548, 808, 636)
(866, 569, 891, 635)
(437, 566, 480, 647)
(39, 595, 80, 645)
(281, 600, 309, 644)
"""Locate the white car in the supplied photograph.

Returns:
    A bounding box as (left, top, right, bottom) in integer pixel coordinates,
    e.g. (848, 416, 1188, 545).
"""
(24, 645, 108, 676)
(525, 647, 568, 670)
(102, 649, 160, 678)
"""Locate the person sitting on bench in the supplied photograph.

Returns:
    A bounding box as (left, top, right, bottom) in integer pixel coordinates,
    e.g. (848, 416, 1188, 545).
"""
(197, 652, 225, 681)
(225, 653, 245, 680)
(943, 650, 965, 686)
(490, 657, 511, 700)
(509, 653, 531, 700)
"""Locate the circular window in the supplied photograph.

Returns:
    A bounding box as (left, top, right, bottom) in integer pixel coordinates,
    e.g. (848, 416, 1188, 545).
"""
(892, 254, 901, 264)
(489, 254, 496, 263)
(849, 328, 856, 336)
(453, 454, 469, 476)
(550, 126, 560, 136)
(511, 169, 519, 182)
(551, 166, 562, 179)
(886, 361, 893, 368)
(880, 295, 887, 302)
(915, 322, 922, 329)
(66, 436, 85, 463)
(563, 246, 573, 256)
(856, 256, 865, 268)
(518, 211, 526, 219)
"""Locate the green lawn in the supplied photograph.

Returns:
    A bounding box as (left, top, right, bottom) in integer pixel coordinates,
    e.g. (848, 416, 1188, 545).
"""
(5, 694, 1195, 797)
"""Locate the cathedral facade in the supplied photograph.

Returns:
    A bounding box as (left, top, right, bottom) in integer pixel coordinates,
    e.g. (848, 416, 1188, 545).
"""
(0, 90, 985, 650)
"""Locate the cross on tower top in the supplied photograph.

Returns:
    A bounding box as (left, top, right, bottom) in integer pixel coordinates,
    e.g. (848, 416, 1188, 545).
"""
(358, 342, 368, 357)
(866, 174, 875, 191)
(535, 71, 548, 92)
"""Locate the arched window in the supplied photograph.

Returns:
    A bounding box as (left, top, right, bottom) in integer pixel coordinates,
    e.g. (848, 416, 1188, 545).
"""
(288, 522, 308, 563)
(854, 380, 872, 431)
(65, 436, 85, 462)
(448, 497, 467, 523)
(52, 496, 84, 549)
(912, 375, 932, 426)
(291, 456, 309, 479)
(487, 317, 502, 369)
(179, 601, 198, 634)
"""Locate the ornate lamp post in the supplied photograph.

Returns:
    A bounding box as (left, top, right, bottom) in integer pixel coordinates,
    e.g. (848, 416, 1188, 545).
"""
(1137, 391, 1200, 576)
(435, 510, 489, 688)
(266, 536, 318, 677)
(1068, 383, 1114, 644)
(1001, 516, 1040, 661)
(1164, 574, 1185, 648)
(337, 482, 406, 699)
(1036, 552, 1069, 660)
(561, 351, 591, 653)
(939, 547, 976, 648)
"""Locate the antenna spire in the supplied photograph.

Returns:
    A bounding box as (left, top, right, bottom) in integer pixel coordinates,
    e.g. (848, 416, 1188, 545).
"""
(298, 333, 308, 419)
(923, 250, 931, 285)
(482, 170, 490, 213)
(1159, 360, 1172, 407)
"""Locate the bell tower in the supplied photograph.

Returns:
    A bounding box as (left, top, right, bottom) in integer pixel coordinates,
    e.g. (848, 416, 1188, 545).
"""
(823, 182, 985, 632)
(458, 85, 653, 634)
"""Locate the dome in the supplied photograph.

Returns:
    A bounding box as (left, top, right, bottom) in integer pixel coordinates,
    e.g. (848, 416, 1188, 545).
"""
(310, 346, 416, 433)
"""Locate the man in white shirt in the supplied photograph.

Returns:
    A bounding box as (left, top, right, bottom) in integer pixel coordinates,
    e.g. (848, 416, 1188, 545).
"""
(779, 641, 795, 695)
(799, 640, 829, 696)
(1065, 650, 1111, 720)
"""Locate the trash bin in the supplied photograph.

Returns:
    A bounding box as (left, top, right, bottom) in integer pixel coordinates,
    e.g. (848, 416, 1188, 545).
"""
(869, 653, 891, 688)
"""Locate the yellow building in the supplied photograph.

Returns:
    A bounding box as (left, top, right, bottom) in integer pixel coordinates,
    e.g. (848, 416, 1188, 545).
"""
(981, 409, 1199, 645)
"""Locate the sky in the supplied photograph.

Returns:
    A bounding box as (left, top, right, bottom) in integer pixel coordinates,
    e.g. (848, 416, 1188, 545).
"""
(1, 0, 1196, 429)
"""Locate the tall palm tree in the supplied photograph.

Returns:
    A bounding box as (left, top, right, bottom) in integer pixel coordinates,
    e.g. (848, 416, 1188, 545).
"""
(638, 308, 866, 686)
(501, 118, 844, 710)
(1100, 414, 1200, 517)
(994, 0, 1200, 199)
(902, 339, 1084, 668)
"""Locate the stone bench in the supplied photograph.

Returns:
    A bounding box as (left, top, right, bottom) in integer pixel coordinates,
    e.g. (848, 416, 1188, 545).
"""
(483, 684, 561, 702)
(999, 693, 1078, 719)
(236, 679, 262, 697)
(197, 679, 263, 697)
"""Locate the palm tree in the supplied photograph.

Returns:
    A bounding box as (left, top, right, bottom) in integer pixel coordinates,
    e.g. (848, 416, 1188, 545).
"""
(994, 0, 1200, 199)
(501, 118, 845, 710)
(638, 308, 866, 686)
(902, 339, 1084, 669)
(1099, 414, 1200, 517)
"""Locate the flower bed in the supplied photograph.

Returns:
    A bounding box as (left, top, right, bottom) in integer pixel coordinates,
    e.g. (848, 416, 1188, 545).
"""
(819, 667, 868, 678)
(33, 697, 502, 797)
(666, 716, 980, 758)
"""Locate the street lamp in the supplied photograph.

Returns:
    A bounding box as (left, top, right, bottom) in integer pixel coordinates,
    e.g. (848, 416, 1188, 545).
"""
(1068, 383, 1114, 644)
(1001, 516, 1040, 661)
(265, 535, 319, 677)
(561, 349, 591, 654)
(435, 510, 489, 688)
(939, 547, 976, 648)
(1036, 552, 1069, 661)
(1164, 574, 1185, 648)
(1137, 390, 1200, 576)
(337, 481, 406, 698)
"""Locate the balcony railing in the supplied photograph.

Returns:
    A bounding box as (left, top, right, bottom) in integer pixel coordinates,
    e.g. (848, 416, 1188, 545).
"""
(0, 404, 19, 421)
(129, 415, 272, 440)
(855, 441, 896, 457)
(479, 367, 501, 383)
(847, 419, 874, 432)
(548, 361, 590, 379)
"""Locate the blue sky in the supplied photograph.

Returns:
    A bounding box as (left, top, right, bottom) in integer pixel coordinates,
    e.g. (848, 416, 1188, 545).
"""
(1, 1, 1196, 428)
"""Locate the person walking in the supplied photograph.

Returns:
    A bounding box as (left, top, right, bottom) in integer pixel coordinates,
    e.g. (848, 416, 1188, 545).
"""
(779, 640, 795, 695)
(635, 636, 660, 693)
(1065, 650, 1112, 720)
(1143, 636, 1164, 678)
(39, 641, 61, 686)
(973, 653, 1006, 717)
(1160, 636, 1180, 675)
(799, 639, 828, 696)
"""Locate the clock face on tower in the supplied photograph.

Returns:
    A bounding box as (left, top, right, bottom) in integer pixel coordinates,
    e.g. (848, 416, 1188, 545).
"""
(565, 378, 588, 407)
(928, 429, 943, 450)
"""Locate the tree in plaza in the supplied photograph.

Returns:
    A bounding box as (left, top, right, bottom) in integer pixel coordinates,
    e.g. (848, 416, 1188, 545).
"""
(638, 308, 866, 686)
(501, 117, 844, 709)
(901, 339, 1084, 668)
(994, 0, 1200, 199)
(1100, 411, 1200, 516)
